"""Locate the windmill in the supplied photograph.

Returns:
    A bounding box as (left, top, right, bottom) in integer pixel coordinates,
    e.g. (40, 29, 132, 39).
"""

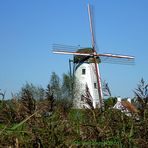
(52, 4, 134, 110)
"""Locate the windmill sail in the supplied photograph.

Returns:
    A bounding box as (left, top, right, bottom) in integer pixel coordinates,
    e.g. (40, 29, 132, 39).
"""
(53, 45, 134, 65)
(52, 3, 135, 110)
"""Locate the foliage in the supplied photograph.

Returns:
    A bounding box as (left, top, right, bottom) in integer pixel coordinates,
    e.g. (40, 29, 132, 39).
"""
(20, 83, 45, 101)
(0, 98, 148, 147)
(0, 89, 5, 100)
(134, 78, 148, 119)
(45, 84, 55, 112)
(50, 72, 62, 100)
(20, 87, 36, 116)
(62, 73, 73, 100)
(104, 97, 117, 109)
(0, 76, 148, 147)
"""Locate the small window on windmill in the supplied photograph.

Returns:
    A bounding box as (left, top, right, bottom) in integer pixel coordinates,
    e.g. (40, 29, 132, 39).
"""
(82, 69, 86, 75)
(94, 83, 97, 89)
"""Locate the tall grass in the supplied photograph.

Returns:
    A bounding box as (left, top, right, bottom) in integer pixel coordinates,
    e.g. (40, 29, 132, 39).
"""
(0, 78, 147, 147)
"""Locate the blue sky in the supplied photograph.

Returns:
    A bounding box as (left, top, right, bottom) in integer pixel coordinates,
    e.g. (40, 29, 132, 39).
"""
(0, 0, 147, 99)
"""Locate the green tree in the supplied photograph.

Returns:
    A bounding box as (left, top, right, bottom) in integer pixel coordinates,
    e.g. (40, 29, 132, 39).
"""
(50, 72, 61, 100)
(62, 73, 73, 100)
(0, 89, 5, 100)
(134, 78, 148, 118)
(104, 97, 117, 109)
(20, 83, 45, 100)
(20, 87, 36, 115)
(36, 87, 45, 100)
(45, 84, 55, 112)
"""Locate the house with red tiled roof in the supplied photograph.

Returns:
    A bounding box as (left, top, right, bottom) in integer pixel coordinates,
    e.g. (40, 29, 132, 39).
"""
(113, 97, 138, 117)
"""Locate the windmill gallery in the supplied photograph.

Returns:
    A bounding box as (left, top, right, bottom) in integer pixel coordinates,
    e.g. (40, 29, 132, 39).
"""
(53, 4, 134, 110)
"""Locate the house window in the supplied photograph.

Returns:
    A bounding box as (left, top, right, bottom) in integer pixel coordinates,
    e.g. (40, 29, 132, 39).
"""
(82, 69, 86, 75)
(94, 83, 97, 89)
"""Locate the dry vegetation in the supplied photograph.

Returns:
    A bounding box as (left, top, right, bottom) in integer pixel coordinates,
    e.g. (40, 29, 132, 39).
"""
(0, 77, 147, 148)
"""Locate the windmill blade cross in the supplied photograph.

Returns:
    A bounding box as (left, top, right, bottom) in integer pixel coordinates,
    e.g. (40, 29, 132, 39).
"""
(53, 47, 135, 65)
(52, 3, 135, 110)
(88, 4, 96, 51)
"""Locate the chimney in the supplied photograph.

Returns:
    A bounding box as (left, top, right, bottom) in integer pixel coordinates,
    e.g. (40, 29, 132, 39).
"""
(127, 98, 131, 103)
(117, 97, 121, 102)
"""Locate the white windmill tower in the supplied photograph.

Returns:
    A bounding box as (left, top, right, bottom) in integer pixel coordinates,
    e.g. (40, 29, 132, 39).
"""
(53, 4, 134, 110)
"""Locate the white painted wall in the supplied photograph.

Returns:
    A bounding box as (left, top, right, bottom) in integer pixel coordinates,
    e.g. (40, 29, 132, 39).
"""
(74, 62, 100, 108)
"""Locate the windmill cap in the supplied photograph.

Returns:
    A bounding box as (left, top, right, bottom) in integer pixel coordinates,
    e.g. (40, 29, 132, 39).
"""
(74, 48, 101, 63)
